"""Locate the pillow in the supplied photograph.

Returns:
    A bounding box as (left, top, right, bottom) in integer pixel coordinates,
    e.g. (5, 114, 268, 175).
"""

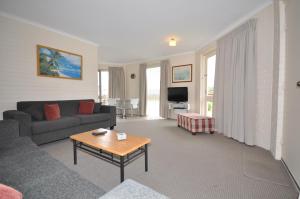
(79, 101, 95, 114)
(44, 104, 61, 121)
(24, 106, 44, 121)
(0, 184, 22, 199)
(93, 102, 101, 113)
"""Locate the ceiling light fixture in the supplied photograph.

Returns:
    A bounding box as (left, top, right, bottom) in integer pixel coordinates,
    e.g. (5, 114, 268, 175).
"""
(169, 38, 177, 47)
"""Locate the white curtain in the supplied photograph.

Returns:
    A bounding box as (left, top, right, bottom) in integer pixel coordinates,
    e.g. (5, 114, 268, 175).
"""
(270, 0, 286, 159)
(108, 67, 125, 99)
(98, 70, 102, 102)
(160, 60, 169, 118)
(213, 19, 257, 145)
(139, 63, 147, 116)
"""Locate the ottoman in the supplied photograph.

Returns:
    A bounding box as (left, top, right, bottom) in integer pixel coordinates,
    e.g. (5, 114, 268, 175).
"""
(177, 113, 215, 135)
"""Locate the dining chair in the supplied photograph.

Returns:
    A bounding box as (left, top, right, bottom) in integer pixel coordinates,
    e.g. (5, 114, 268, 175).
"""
(115, 99, 123, 117)
(108, 98, 119, 106)
(122, 99, 132, 118)
(130, 98, 139, 117)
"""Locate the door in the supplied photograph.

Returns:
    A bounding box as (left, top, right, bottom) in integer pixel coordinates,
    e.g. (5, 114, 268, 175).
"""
(204, 53, 216, 117)
(146, 67, 161, 118)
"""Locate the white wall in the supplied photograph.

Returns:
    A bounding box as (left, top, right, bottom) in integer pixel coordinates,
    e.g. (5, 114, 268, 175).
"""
(0, 15, 99, 119)
(125, 63, 140, 98)
(282, 0, 300, 186)
(255, 4, 274, 150)
(169, 53, 196, 112)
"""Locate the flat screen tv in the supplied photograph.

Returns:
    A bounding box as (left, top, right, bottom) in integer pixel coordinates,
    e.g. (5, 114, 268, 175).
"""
(168, 87, 188, 102)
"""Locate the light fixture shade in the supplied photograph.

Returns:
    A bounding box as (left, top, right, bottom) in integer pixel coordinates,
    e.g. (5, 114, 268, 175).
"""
(169, 38, 176, 46)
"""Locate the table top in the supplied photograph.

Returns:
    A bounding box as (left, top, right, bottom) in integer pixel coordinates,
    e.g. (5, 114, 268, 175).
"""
(70, 129, 151, 156)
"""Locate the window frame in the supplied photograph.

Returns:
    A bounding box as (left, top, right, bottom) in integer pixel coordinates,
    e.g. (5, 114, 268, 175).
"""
(98, 70, 109, 104)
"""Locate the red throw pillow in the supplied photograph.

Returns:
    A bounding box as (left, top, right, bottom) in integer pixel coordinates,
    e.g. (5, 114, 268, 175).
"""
(0, 184, 22, 199)
(44, 104, 61, 121)
(79, 101, 95, 114)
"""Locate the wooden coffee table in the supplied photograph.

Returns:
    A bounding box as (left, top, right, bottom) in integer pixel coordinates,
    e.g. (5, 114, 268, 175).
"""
(70, 129, 151, 182)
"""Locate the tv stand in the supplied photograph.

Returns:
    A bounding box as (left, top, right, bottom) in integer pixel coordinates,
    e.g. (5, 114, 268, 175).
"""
(168, 102, 189, 119)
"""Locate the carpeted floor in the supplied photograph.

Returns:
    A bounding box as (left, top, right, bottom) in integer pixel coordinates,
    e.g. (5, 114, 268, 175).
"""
(41, 119, 299, 199)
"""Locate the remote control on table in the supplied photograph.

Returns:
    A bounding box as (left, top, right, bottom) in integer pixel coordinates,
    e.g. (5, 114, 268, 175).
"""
(92, 131, 107, 136)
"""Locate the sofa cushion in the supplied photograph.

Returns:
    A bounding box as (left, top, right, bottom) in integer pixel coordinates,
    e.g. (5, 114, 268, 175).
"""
(31, 117, 80, 135)
(24, 105, 44, 121)
(0, 184, 22, 199)
(58, 100, 80, 116)
(93, 103, 102, 113)
(76, 113, 111, 125)
(79, 101, 95, 115)
(0, 137, 38, 158)
(44, 104, 61, 121)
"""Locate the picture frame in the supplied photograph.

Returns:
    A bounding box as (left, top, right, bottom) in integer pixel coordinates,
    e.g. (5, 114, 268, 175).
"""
(37, 45, 83, 80)
(172, 64, 192, 83)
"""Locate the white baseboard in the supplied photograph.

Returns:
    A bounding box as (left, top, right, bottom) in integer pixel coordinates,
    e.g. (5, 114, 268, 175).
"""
(281, 159, 300, 196)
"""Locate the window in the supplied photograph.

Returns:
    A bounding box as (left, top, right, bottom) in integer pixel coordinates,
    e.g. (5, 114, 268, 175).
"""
(98, 70, 109, 104)
(205, 54, 216, 117)
(146, 67, 161, 118)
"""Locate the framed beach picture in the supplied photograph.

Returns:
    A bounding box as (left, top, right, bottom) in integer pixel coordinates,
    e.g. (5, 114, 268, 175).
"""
(172, 64, 192, 83)
(37, 45, 82, 80)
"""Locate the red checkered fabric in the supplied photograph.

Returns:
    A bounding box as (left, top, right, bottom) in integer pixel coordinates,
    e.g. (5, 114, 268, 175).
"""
(177, 113, 215, 133)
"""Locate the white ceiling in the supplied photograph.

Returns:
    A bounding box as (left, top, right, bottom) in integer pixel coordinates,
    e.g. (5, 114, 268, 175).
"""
(0, 0, 271, 64)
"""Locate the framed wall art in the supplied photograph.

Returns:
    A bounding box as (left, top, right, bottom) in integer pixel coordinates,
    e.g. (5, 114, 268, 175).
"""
(172, 64, 192, 83)
(37, 45, 82, 80)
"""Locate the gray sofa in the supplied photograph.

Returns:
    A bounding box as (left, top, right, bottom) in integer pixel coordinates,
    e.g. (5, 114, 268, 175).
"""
(3, 99, 116, 145)
(0, 120, 106, 199)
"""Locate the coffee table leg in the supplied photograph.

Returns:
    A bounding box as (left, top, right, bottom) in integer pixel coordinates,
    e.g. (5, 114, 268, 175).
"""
(120, 156, 124, 182)
(145, 144, 148, 172)
(73, 140, 77, 165)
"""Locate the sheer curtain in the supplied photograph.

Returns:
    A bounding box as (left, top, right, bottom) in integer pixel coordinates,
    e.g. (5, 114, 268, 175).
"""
(139, 63, 147, 116)
(160, 60, 169, 118)
(213, 19, 257, 145)
(108, 67, 125, 99)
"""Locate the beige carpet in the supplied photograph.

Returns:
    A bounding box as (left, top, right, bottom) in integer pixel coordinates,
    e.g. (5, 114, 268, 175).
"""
(41, 119, 298, 199)
(243, 146, 291, 186)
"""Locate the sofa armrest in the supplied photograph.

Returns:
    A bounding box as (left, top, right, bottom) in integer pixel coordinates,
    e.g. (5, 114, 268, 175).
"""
(100, 105, 116, 127)
(0, 120, 19, 140)
(3, 110, 32, 137)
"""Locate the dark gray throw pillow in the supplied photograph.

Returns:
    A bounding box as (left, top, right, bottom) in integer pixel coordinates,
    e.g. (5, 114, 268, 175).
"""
(24, 106, 44, 121)
(93, 103, 102, 113)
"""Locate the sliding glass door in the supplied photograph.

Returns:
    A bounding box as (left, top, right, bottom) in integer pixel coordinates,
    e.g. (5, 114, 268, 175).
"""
(146, 67, 161, 117)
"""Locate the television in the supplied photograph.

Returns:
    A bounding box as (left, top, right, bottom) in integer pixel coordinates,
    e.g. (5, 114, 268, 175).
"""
(168, 87, 188, 102)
